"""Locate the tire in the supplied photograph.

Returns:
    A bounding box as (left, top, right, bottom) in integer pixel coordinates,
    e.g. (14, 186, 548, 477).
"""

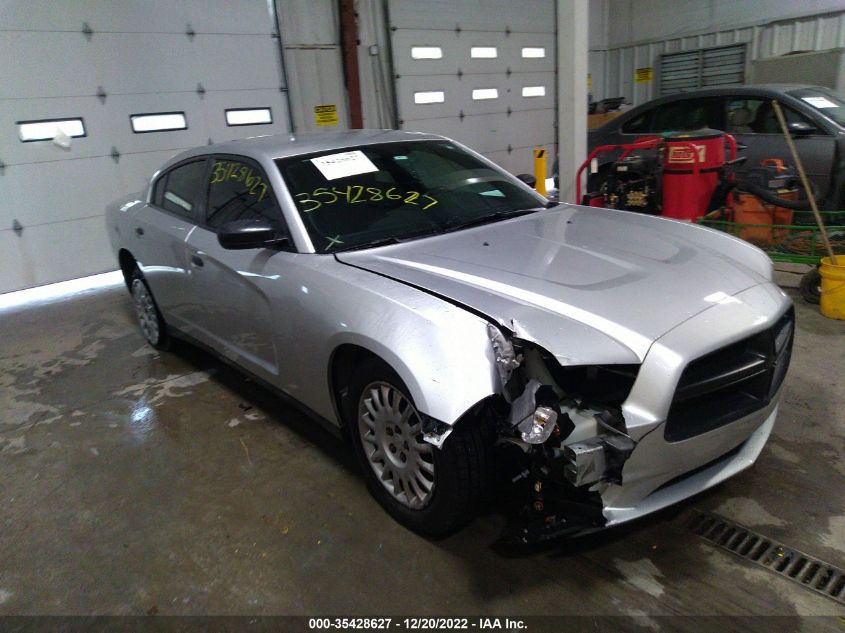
(129, 268, 170, 350)
(800, 268, 821, 305)
(347, 358, 492, 537)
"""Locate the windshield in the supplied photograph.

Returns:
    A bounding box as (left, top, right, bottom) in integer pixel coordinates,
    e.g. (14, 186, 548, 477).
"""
(787, 87, 845, 127)
(276, 140, 544, 253)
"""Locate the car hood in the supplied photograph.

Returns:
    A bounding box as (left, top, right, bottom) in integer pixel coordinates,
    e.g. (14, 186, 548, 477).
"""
(337, 205, 772, 365)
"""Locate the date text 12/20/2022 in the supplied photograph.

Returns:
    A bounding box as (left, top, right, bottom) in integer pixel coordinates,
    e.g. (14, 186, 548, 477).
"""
(308, 617, 527, 630)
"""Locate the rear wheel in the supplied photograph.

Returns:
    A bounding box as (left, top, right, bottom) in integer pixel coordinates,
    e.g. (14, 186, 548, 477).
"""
(347, 358, 492, 536)
(129, 269, 169, 349)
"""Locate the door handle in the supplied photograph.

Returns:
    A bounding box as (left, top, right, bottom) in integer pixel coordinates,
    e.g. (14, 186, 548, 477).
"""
(134, 227, 144, 236)
(190, 254, 204, 267)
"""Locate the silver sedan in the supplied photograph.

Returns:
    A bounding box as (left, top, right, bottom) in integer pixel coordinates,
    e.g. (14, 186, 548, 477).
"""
(106, 130, 793, 539)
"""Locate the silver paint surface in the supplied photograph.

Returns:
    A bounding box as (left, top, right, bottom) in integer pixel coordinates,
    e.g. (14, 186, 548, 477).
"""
(106, 130, 791, 526)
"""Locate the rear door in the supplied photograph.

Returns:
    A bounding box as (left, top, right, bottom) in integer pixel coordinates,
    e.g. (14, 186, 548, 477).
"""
(184, 155, 294, 379)
(725, 96, 836, 197)
(134, 158, 207, 328)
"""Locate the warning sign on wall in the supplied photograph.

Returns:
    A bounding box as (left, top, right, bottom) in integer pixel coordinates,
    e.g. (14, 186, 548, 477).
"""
(635, 67, 653, 84)
(314, 104, 339, 127)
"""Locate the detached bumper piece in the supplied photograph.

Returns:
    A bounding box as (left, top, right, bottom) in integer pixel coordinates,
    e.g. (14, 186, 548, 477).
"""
(664, 307, 794, 442)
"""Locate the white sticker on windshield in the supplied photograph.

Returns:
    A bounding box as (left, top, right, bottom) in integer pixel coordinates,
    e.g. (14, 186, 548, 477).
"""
(310, 150, 378, 180)
(802, 96, 838, 109)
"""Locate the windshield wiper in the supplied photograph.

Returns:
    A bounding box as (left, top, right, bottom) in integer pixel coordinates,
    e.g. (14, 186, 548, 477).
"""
(335, 230, 437, 252)
(442, 208, 540, 233)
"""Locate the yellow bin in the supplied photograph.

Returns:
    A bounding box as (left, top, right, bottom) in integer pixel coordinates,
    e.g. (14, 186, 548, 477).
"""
(820, 256, 845, 320)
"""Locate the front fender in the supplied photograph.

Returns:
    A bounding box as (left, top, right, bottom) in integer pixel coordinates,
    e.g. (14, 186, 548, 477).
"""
(323, 305, 499, 427)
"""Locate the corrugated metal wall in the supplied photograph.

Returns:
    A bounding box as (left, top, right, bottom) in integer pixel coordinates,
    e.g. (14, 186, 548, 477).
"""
(594, 9, 845, 106)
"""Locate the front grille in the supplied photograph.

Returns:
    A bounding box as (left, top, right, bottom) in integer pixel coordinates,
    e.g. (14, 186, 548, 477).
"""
(664, 307, 793, 442)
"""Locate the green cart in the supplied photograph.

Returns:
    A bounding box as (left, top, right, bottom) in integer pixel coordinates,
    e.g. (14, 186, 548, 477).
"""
(698, 210, 845, 304)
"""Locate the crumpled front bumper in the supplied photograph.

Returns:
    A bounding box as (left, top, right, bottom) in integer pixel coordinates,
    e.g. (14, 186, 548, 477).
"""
(596, 281, 792, 527)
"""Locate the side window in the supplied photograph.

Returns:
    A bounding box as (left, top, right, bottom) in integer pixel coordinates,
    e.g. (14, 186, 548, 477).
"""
(160, 160, 207, 219)
(651, 98, 722, 132)
(621, 110, 652, 134)
(728, 98, 816, 134)
(206, 158, 283, 230)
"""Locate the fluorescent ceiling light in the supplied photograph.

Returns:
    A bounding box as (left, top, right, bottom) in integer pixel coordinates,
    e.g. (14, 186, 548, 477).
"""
(0, 271, 123, 312)
(411, 46, 443, 59)
(131, 112, 187, 133)
(226, 108, 272, 126)
(414, 90, 445, 104)
(522, 85, 546, 97)
(521, 47, 546, 58)
(472, 88, 498, 100)
(18, 118, 85, 142)
(471, 47, 497, 58)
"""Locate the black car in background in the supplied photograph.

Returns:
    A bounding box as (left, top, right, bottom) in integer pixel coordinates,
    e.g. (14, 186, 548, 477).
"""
(586, 85, 845, 209)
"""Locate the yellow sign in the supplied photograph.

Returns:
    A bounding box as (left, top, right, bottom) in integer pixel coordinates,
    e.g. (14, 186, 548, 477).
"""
(587, 73, 592, 89)
(314, 104, 338, 127)
(635, 67, 653, 84)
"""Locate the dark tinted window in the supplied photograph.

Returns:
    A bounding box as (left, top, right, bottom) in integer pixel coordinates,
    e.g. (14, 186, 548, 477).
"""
(728, 97, 816, 134)
(621, 110, 651, 133)
(651, 98, 723, 132)
(160, 160, 206, 219)
(205, 158, 283, 230)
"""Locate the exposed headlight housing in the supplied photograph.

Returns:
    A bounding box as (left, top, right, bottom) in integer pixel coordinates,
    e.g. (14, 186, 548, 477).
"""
(518, 405, 558, 444)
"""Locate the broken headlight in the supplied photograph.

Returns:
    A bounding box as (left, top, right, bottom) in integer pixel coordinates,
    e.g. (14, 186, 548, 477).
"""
(518, 405, 558, 444)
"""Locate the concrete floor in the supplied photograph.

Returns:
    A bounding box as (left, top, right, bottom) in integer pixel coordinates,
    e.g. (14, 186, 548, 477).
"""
(1, 269, 844, 626)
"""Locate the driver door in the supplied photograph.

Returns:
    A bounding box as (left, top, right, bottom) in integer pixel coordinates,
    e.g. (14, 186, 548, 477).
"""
(184, 155, 295, 381)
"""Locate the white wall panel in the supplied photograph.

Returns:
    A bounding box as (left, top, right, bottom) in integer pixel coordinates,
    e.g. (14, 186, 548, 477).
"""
(0, 1, 290, 292)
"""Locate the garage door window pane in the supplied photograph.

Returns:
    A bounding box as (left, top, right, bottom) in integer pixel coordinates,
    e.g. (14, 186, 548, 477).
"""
(18, 118, 85, 142)
(472, 88, 498, 100)
(161, 161, 207, 218)
(414, 91, 445, 104)
(522, 86, 545, 97)
(521, 47, 545, 58)
(471, 47, 497, 59)
(225, 108, 272, 126)
(131, 112, 188, 133)
(206, 159, 283, 230)
(411, 47, 442, 59)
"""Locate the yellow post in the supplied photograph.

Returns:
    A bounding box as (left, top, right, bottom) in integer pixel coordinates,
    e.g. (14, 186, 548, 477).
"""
(533, 147, 547, 197)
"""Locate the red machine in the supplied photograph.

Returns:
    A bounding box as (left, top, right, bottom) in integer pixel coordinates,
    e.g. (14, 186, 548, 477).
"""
(577, 129, 738, 221)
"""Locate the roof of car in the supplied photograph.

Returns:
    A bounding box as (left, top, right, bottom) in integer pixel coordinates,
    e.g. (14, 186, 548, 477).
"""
(625, 84, 824, 105)
(167, 129, 446, 167)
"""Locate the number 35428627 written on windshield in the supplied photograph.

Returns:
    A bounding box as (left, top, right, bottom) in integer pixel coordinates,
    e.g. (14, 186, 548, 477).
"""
(294, 186, 439, 213)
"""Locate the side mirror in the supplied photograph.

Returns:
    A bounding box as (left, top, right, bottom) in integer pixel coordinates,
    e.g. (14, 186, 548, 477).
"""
(516, 173, 537, 187)
(788, 121, 816, 136)
(217, 219, 289, 250)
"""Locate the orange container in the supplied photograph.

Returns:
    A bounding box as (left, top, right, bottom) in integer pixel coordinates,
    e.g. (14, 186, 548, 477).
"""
(732, 191, 796, 245)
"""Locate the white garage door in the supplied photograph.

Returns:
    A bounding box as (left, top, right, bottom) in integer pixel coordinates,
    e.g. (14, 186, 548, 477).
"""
(0, 1, 291, 293)
(387, 0, 556, 176)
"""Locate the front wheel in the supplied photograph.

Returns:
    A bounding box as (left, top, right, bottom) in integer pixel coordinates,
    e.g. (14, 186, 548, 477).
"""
(347, 359, 492, 536)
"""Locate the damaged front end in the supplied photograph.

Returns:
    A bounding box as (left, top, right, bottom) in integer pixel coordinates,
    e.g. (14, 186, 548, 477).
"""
(487, 324, 640, 543)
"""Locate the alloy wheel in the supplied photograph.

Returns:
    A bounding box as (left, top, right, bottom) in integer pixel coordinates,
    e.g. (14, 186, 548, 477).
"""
(358, 381, 435, 509)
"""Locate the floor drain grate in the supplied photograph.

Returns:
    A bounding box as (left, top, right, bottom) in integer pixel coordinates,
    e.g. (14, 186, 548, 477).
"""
(690, 510, 845, 606)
